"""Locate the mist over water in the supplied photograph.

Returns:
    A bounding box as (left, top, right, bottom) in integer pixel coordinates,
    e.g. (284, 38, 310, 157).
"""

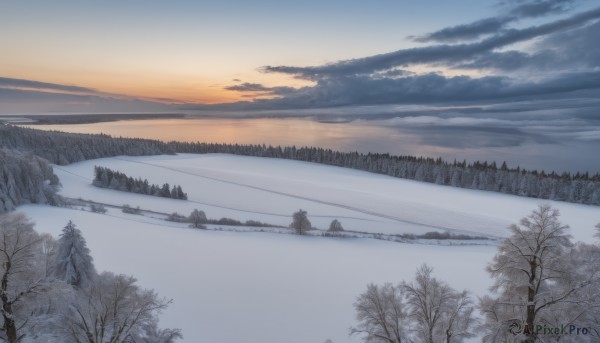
(25, 118, 599, 174)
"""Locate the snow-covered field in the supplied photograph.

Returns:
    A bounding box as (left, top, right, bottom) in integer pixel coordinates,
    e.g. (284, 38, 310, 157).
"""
(16, 153, 599, 343)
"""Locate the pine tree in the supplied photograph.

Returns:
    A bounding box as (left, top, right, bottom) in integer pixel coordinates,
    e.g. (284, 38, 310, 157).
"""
(55, 221, 97, 289)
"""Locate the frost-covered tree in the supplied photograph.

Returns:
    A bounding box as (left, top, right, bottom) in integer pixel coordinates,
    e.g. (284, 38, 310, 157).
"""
(0, 149, 61, 213)
(351, 267, 475, 343)
(350, 283, 409, 343)
(596, 223, 600, 240)
(290, 209, 311, 235)
(479, 205, 593, 343)
(328, 219, 344, 232)
(0, 213, 46, 342)
(402, 264, 475, 343)
(65, 272, 177, 343)
(55, 221, 97, 289)
(189, 209, 207, 228)
(540, 242, 600, 342)
(439, 290, 477, 343)
(39, 233, 58, 278)
(134, 322, 183, 343)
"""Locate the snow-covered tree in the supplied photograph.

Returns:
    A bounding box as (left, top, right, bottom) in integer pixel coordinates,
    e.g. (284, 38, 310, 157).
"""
(189, 209, 207, 228)
(595, 223, 600, 240)
(351, 266, 475, 343)
(350, 283, 409, 343)
(439, 290, 477, 343)
(479, 205, 593, 343)
(541, 242, 600, 342)
(402, 264, 475, 343)
(328, 219, 344, 232)
(39, 233, 58, 278)
(65, 272, 176, 343)
(290, 209, 311, 235)
(0, 213, 46, 342)
(55, 221, 97, 289)
(134, 322, 183, 343)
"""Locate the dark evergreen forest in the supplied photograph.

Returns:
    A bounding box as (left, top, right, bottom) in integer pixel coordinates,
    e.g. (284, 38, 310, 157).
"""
(1, 124, 599, 213)
(93, 166, 187, 200)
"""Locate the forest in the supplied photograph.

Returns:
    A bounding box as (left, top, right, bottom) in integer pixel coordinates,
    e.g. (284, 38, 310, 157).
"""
(1, 123, 599, 215)
(93, 166, 188, 200)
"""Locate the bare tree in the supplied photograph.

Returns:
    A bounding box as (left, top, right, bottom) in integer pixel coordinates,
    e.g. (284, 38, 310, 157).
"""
(542, 242, 600, 342)
(134, 322, 183, 343)
(402, 264, 474, 343)
(350, 283, 409, 343)
(188, 209, 207, 229)
(290, 209, 311, 235)
(439, 290, 477, 343)
(0, 213, 45, 343)
(39, 233, 58, 279)
(479, 204, 595, 343)
(65, 272, 177, 343)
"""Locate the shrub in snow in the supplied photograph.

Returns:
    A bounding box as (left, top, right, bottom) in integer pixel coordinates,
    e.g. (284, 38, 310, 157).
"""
(167, 212, 188, 223)
(122, 204, 142, 214)
(328, 219, 344, 232)
(90, 203, 107, 214)
(290, 209, 311, 235)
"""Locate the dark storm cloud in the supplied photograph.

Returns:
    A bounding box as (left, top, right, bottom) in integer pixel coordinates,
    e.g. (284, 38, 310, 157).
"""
(0, 77, 98, 93)
(507, 0, 575, 17)
(227, 70, 600, 109)
(411, 17, 511, 43)
(262, 7, 600, 79)
(456, 20, 600, 71)
(412, 0, 577, 43)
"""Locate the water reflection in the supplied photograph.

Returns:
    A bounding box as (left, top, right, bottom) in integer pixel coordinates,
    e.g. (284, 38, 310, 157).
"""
(23, 118, 597, 173)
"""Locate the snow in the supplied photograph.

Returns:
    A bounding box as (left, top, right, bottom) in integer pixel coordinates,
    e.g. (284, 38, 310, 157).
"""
(19, 205, 495, 343)
(52, 153, 599, 241)
(15, 153, 600, 342)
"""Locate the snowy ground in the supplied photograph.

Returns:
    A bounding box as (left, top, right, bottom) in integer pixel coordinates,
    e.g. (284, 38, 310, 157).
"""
(16, 153, 600, 343)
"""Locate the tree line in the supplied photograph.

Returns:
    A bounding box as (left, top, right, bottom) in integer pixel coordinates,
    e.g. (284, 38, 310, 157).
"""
(170, 142, 600, 206)
(350, 205, 600, 343)
(2, 124, 599, 206)
(93, 166, 188, 200)
(0, 149, 62, 213)
(0, 214, 181, 343)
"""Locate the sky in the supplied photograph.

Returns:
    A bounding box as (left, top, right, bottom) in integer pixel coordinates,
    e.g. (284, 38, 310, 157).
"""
(1, 0, 494, 105)
(1, 0, 600, 171)
(3, 0, 597, 109)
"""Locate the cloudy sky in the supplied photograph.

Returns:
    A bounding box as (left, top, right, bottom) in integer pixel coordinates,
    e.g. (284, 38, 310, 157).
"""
(1, 0, 597, 110)
(1, 0, 599, 171)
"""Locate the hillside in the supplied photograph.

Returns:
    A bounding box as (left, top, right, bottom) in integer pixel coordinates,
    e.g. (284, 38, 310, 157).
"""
(16, 153, 600, 343)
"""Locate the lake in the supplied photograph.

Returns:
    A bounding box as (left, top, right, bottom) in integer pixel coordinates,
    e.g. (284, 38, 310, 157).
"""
(23, 117, 599, 173)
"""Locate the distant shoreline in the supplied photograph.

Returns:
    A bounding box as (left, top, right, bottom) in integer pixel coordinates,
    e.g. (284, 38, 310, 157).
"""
(0, 113, 186, 125)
